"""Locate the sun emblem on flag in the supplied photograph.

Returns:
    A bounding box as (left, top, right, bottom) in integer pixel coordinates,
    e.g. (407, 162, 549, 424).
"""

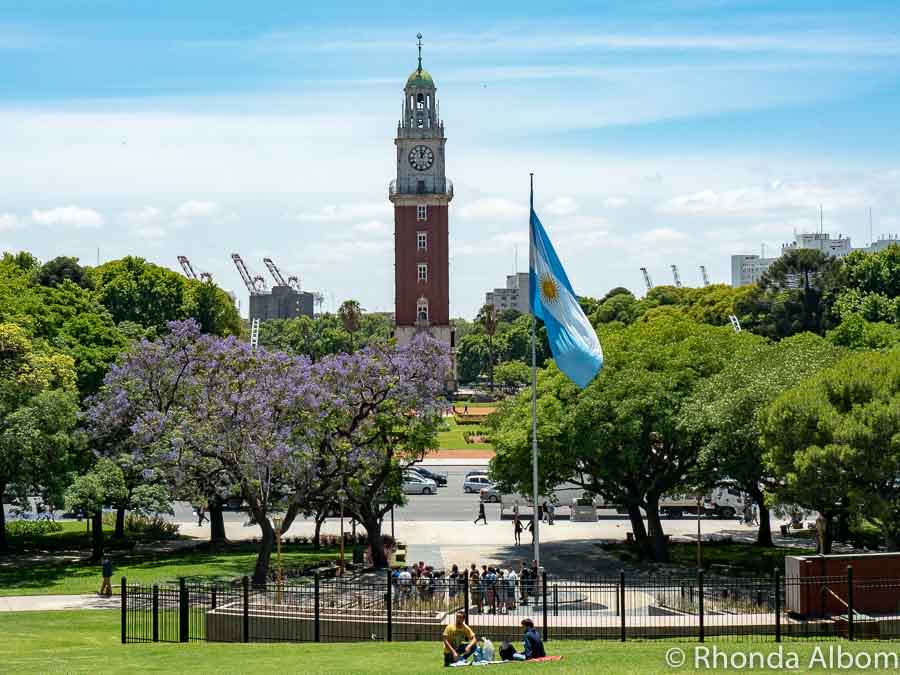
(540, 274, 560, 303)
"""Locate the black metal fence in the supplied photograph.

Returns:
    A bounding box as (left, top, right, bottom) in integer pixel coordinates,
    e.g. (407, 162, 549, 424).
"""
(121, 567, 900, 645)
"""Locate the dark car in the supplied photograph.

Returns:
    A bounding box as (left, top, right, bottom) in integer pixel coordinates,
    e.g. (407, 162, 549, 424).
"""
(410, 467, 448, 487)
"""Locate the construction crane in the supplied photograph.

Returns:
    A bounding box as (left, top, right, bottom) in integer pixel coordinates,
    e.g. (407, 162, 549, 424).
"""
(699, 265, 710, 287)
(671, 264, 682, 288)
(178, 255, 213, 283)
(640, 267, 653, 291)
(231, 253, 266, 294)
(262, 257, 288, 287)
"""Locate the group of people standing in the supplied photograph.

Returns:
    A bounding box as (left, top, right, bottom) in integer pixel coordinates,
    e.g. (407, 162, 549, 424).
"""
(447, 560, 542, 614)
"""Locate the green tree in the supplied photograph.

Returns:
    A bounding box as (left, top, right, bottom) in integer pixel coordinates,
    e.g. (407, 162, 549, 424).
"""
(827, 315, 900, 350)
(476, 304, 499, 393)
(494, 360, 530, 393)
(681, 333, 840, 546)
(760, 349, 900, 552)
(0, 323, 79, 551)
(337, 299, 363, 350)
(64, 458, 128, 561)
(36, 256, 94, 290)
(490, 313, 738, 562)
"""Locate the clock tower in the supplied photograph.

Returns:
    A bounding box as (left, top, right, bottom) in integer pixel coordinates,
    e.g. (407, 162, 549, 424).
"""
(390, 35, 455, 387)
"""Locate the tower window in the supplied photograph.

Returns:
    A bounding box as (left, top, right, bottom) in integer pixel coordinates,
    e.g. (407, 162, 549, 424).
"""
(417, 263, 428, 282)
(417, 231, 427, 250)
(416, 93, 425, 110)
(416, 205, 427, 221)
(417, 297, 429, 322)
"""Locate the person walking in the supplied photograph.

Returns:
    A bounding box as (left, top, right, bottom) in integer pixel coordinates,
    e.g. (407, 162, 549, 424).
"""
(474, 501, 488, 525)
(547, 501, 555, 525)
(196, 505, 208, 526)
(99, 556, 113, 597)
(514, 517, 523, 546)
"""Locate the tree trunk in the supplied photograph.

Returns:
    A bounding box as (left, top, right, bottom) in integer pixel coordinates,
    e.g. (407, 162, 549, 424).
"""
(487, 336, 494, 394)
(313, 513, 326, 551)
(208, 499, 227, 546)
(360, 511, 388, 569)
(0, 491, 7, 553)
(114, 507, 126, 539)
(644, 496, 669, 563)
(252, 516, 275, 587)
(625, 503, 652, 558)
(749, 486, 773, 547)
(90, 510, 104, 561)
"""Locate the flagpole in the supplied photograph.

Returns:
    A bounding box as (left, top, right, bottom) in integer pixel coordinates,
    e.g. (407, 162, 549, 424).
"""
(530, 172, 540, 571)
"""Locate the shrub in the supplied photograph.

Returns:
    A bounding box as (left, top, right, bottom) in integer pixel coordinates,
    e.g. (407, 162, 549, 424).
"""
(5, 519, 63, 538)
(125, 514, 180, 540)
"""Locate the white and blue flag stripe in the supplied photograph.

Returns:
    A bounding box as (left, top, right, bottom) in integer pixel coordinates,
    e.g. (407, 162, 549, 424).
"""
(529, 208, 603, 388)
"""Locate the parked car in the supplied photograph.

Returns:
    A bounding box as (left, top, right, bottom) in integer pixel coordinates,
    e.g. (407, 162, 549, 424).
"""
(479, 486, 501, 503)
(465, 470, 490, 480)
(463, 475, 494, 494)
(408, 467, 448, 487)
(402, 474, 437, 495)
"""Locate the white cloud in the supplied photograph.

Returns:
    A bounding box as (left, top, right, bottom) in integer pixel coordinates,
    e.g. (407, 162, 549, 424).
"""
(635, 227, 688, 244)
(544, 196, 578, 217)
(602, 196, 630, 209)
(352, 220, 391, 235)
(298, 203, 391, 223)
(0, 213, 22, 231)
(31, 206, 104, 228)
(459, 198, 526, 220)
(172, 200, 236, 226)
(119, 206, 163, 228)
(659, 181, 869, 216)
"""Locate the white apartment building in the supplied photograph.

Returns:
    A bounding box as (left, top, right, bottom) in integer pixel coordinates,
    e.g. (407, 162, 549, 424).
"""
(731, 233, 899, 287)
(485, 272, 530, 313)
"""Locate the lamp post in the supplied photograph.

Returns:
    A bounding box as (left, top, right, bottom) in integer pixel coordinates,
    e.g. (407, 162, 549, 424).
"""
(696, 494, 703, 569)
(272, 515, 284, 604)
(339, 498, 345, 577)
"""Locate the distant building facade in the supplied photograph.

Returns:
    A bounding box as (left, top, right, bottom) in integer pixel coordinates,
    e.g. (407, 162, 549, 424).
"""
(485, 273, 530, 314)
(249, 286, 315, 322)
(731, 233, 899, 287)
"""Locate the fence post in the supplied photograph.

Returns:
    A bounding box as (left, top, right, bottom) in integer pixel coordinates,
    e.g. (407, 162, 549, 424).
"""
(386, 568, 393, 642)
(152, 584, 159, 643)
(120, 577, 127, 645)
(541, 571, 548, 640)
(211, 585, 217, 612)
(178, 578, 188, 643)
(314, 572, 321, 643)
(774, 570, 781, 643)
(847, 565, 854, 641)
(242, 576, 250, 643)
(463, 573, 469, 624)
(698, 569, 705, 643)
(619, 570, 626, 642)
(553, 584, 558, 617)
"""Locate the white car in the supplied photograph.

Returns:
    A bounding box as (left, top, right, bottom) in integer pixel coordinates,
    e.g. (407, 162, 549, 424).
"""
(402, 474, 437, 495)
(463, 475, 494, 494)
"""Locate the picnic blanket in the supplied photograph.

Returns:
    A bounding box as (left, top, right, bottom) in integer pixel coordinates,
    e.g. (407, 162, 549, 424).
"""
(450, 657, 563, 667)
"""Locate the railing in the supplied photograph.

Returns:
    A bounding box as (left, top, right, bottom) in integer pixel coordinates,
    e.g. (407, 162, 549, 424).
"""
(389, 178, 453, 200)
(121, 567, 900, 645)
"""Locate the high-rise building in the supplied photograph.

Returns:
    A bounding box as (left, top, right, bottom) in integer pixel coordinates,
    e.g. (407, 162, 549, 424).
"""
(389, 36, 455, 387)
(485, 273, 530, 314)
(731, 232, 899, 287)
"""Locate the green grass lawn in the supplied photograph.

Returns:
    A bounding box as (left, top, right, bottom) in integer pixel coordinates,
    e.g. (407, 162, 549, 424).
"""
(0, 541, 339, 596)
(1, 610, 890, 674)
(602, 540, 817, 576)
(436, 417, 493, 450)
(451, 400, 499, 409)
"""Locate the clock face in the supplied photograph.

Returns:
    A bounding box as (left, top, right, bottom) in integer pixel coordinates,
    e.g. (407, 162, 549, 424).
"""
(408, 145, 434, 171)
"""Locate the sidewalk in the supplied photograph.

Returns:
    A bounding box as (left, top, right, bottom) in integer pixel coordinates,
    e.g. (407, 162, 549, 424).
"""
(0, 594, 119, 612)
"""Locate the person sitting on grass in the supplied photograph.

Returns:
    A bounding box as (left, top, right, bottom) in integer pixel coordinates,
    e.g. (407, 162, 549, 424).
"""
(499, 640, 517, 661)
(512, 618, 546, 661)
(442, 611, 477, 667)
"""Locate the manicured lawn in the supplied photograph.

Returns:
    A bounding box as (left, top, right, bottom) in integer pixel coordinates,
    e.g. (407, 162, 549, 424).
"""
(0, 542, 339, 596)
(602, 540, 817, 576)
(0, 610, 890, 674)
(4, 520, 165, 553)
(436, 417, 493, 450)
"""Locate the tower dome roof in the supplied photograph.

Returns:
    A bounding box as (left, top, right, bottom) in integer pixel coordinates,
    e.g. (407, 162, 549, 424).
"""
(407, 67, 434, 88)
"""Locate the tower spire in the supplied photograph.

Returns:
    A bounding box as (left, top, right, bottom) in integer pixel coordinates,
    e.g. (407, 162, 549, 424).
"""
(416, 32, 423, 73)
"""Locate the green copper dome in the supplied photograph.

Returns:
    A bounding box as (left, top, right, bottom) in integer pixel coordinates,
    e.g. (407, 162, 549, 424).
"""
(407, 67, 434, 88)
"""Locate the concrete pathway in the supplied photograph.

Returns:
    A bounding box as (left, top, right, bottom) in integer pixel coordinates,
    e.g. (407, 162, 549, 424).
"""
(0, 594, 118, 612)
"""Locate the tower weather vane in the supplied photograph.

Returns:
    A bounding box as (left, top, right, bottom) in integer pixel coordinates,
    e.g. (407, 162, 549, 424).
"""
(417, 32, 423, 72)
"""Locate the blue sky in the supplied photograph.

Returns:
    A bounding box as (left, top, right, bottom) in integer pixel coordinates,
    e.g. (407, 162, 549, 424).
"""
(1, 1, 899, 316)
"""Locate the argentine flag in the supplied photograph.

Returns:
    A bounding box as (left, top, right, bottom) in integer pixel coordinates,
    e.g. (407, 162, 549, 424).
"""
(529, 208, 603, 388)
